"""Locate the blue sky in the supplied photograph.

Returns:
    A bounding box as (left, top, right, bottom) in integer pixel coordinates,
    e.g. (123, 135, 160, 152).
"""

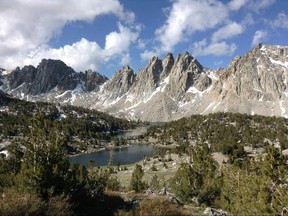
(0, 0, 288, 77)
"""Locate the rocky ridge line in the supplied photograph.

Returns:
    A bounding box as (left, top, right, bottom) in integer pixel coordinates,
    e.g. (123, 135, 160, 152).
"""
(1, 44, 288, 122)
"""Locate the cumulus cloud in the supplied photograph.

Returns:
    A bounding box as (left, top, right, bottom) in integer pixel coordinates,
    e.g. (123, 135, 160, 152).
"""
(155, 0, 229, 52)
(140, 50, 159, 62)
(251, 30, 268, 47)
(270, 12, 288, 29)
(212, 22, 244, 42)
(23, 39, 102, 71)
(228, 0, 248, 11)
(0, 0, 136, 70)
(192, 39, 237, 56)
(104, 23, 139, 58)
(16, 23, 139, 72)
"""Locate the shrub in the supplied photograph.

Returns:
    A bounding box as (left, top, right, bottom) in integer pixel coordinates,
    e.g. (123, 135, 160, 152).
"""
(0, 188, 45, 216)
(107, 176, 121, 191)
(46, 195, 73, 216)
(137, 196, 183, 216)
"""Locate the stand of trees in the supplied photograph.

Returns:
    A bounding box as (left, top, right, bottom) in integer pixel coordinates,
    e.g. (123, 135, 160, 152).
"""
(0, 112, 119, 215)
(148, 113, 288, 215)
(0, 97, 137, 153)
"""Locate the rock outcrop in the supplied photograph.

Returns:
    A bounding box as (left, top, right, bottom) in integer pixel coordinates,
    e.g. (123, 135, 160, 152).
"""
(82, 69, 108, 92)
(104, 66, 135, 99)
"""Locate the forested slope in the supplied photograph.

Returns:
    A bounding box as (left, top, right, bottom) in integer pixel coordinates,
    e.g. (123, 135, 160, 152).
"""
(0, 91, 136, 153)
(145, 112, 288, 215)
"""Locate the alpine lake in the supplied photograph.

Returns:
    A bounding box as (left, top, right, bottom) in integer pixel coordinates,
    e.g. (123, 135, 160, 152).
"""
(68, 127, 158, 167)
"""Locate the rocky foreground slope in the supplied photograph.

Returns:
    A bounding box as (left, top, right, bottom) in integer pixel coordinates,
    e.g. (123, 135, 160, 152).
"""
(1, 44, 288, 122)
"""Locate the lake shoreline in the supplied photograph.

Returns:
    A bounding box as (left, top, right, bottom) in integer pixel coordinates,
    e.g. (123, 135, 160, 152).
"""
(67, 126, 150, 158)
(68, 142, 157, 167)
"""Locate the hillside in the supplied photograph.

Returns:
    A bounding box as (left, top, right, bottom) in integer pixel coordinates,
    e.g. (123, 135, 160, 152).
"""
(0, 91, 136, 155)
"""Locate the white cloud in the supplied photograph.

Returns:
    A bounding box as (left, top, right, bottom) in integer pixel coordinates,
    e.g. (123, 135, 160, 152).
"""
(0, 0, 136, 70)
(137, 39, 147, 49)
(228, 0, 248, 11)
(23, 39, 103, 71)
(120, 53, 131, 66)
(228, 0, 275, 12)
(140, 50, 159, 62)
(270, 12, 288, 29)
(241, 14, 255, 25)
(155, 0, 229, 52)
(192, 39, 237, 56)
(249, 0, 276, 11)
(212, 22, 244, 42)
(104, 23, 139, 58)
(251, 30, 268, 47)
(13, 23, 139, 72)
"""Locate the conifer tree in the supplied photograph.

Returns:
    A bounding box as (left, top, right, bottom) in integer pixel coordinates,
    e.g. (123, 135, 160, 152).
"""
(130, 164, 145, 192)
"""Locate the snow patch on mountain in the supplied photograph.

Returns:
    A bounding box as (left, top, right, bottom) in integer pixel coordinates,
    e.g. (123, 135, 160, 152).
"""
(269, 57, 288, 68)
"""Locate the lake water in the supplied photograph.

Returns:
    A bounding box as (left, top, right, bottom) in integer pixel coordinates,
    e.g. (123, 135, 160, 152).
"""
(68, 143, 156, 167)
(68, 127, 156, 167)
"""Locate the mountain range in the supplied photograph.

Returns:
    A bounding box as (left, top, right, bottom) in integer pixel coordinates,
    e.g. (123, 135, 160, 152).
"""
(1, 43, 288, 122)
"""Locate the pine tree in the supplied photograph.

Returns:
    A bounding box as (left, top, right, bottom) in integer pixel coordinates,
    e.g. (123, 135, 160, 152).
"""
(16, 112, 71, 197)
(130, 164, 146, 192)
(7, 140, 23, 174)
(170, 162, 201, 203)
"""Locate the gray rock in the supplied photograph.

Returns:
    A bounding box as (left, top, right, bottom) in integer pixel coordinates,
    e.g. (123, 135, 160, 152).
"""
(7, 65, 37, 90)
(104, 65, 135, 99)
(82, 69, 108, 92)
(30, 59, 78, 95)
(166, 52, 204, 100)
(160, 53, 174, 79)
(131, 56, 162, 98)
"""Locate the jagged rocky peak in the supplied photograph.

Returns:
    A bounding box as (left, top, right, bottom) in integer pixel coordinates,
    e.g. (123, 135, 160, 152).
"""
(26, 59, 78, 95)
(83, 69, 108, 92)
(146, 56, 163, 79)
(257, 43, 288, 58)
(105, 65, 136, 98)
(218, 43, 288, 101)
(7, 65, 37, 90)
(165, 51, 206, 99)
(132, 56, 163, 97)
(172, 51, 203, 73)
(160, 53, 174, 79)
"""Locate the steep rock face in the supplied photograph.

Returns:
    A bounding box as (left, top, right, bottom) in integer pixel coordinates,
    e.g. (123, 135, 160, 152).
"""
(131, 56, 162, 99)
(200, 44, 288, 117)
(215, 44, 288, 101)
(30, 59, 77, 95)
(165, 52, 207, 100)
(2, 59, 78, 95)
(82, 69, 108, 92)
(160, 53, 174, 79)
(104, 66, 135, 99)
(7, 66, 37, 90)
(0, 59, 108, 100)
